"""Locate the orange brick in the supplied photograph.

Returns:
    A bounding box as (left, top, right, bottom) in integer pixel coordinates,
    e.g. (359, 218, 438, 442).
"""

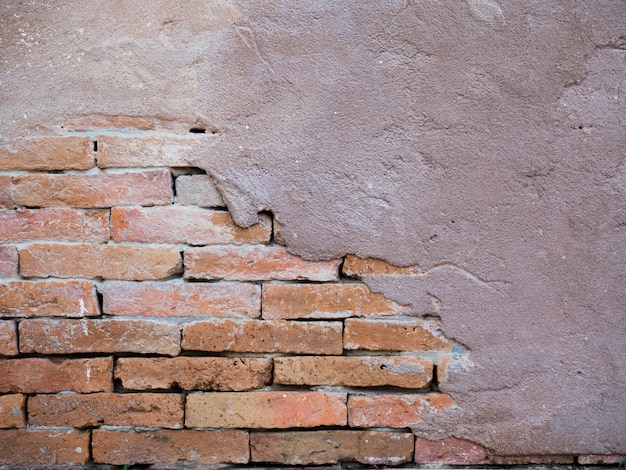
(343, 254, 421, 277)
(93, 429, 249, 465)
(112, 206, 270, 244)
(0, 357, 112, 393)
(348, 393, 456, 428)
(0, 394, 25, 428)
(186, 391, 347, 428)
(185, 245, 340, 281)
(63, 114, 158, 130)
(0, 208, 109, 243)
(0, 176, 13, 208)
(262, 283, 410, 319)
(103, 281, 260, 318)
(414, 437, 488, 464)
(19, 243, 182, 280)
(12, 170, 172, 207)
(491, 455, 575, 465)
(251, 430, 414, 465)
(0, 136, 93, 170)
(175, 174, 224, 207)
(0, 246, 17, 277)
(29, 392, 184, 428)
(19, 319, 181, 355)
(344, 318, 453, 351)
(182, 319, 342, 354)
(0, 429, 89, 466)
(115, 357, 272, 391)
(274, 356, 432, 388)
(437, 353, 473, 384)
(0, 280, 99, 317)
(0, 321, 18, 356)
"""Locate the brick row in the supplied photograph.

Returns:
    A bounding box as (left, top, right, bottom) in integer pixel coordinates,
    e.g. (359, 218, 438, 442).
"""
(0, 136, 93, 170)
(175, 174, 224, 207)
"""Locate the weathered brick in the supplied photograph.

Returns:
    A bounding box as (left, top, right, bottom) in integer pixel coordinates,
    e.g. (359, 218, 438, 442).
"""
(0, 136, 93, 170)
(19, 319, 181, 355)
(115, 357, 271, 391)
(0, 280, 98, 317)
(274, 356, 433, 388)
(0, 429, 89, 466)
(414, 437, 488, 465)
(262, 283, 410, 319)
(0, 321, 18, 356)
(184, 245, 340, 281)
(0, 394, 25, 428)
(112, 206, 270, 245)
(348, 393, 455, 428)
(186, 391, 347, 428)
(103, 281, 260, 318)
(0, 357, 112, 393)
(182, 319, 343, 354)
(437, 353, 474, 384)
(0, 208, 109, 243)
(29, 392, 184, 428)
(344, 318, 453, 351)
(0, 176, 13, 208)
(175, 174, 225, 207)
(251, 430, 414, 466)
(12, 170, 172, 207)
(0, 246, 18, 278)
(578, 454, 626, 465)
(19, 243, 182, 280)
(98, 133, 208, 167)
(491, 455, 575, 465)
(63, 114, 158, 130)
(93, 429, 249, 465)
(343, 254, 421, 277)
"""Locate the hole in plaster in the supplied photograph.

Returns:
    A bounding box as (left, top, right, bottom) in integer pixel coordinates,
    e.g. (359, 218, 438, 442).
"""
(92, 140, 98, 152)
(189, 128, 206, 134)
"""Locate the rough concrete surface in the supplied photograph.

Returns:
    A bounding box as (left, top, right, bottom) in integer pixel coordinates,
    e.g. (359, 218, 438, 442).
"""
(1, 0, 625, 456)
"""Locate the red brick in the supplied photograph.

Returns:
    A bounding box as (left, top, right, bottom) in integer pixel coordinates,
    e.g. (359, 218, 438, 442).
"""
(0, 429, 89, 466)
(184, 245, 340, 281)
(0, 247, 16, 278)
(0, 321, 18, 356)
(182, 319, 342, 354)
(0, 208, 109, 243)
(103, 281, 261, 318)
(344, 318, 453, 351)
(348, 393, 456, 428)
(175, 174, 224, 207)
(63, 114, 159, 130)
(29, 392, 184, 428)
(112, 206, 270, 244)
(0, 357, 112, 393)
(274, 356, 433, 388)
(414, 437, 488, 464)
(491, 455, 575, 465)
(19, 243, 182, 280)
(0, 176, 13, 208)
(0, 394, 25, 428)
(251, 430, 414, 465)
(0, 280, 98, 317)
(19, 319, 181, 355)
(12, 170, 172, 207)
(0, 136, 93, 170)
(93, 429, 249, 465)
(262, 283, 410, 319)
(115, 357, 271, 391)
(343, 254, 422, 277)
(578, 454, 626, 465)
(186, 391, 347, 429)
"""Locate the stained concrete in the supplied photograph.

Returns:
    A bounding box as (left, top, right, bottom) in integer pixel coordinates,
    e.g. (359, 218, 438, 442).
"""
(1, 0, 625, 456)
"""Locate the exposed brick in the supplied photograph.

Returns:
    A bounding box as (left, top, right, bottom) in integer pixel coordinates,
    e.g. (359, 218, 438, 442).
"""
(112, 206, 270, 245)
(0, 208, 109, 243)
(175, 174, 225, 207)
(491, 455, 575, 465)
(251, 430, 414, 465)
(0, 176, 13, 208)
(0, 357, 113, 393)
(63, 114, 158, 130)
(184, 245, 340, 281)
(12, 170, 172, 207)
(29, 392, 184, 428)
(0, 136, 93, 170)
(19, 243, 182, 280)
(348, 393, 456, 428)
(115, 357, 271, 391)
(343, 254, 421, 277)
(578, 454, 626, 465)
(97, 133, 208, 167)
(414, 437, 488, 465)
(274, 356, 433, 388)
(262, 283, 410, 319)
(0, 321, 18, 356)
(437, 353, 474, 384)
(0, 394, 25, 428)
(0, 429, 89, 466)
(93, 429, 249, 465)
(186, 391, 347, 428)
(0, 280, 98, 317)
(0, 246, 18, 277)
(103, 281, 261, 318)
(182, 319, 343, 354)
(344, 318, 453, 351)
(19, 319, 181, 355)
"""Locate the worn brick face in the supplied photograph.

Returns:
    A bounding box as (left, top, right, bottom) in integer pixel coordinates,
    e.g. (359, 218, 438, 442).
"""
(0, 394, 25, 428)
(0, 246, 17, 277)
(343, 254, 422, 277)
(0, 321, 18, 356)
(0, 429, 89, 466)
(0, 136, 93, 170)
(414, 437, 488, 465)
(175, 174, 224, 207)
(0, 176, 13, 208)
(344, 318, 453, 351)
